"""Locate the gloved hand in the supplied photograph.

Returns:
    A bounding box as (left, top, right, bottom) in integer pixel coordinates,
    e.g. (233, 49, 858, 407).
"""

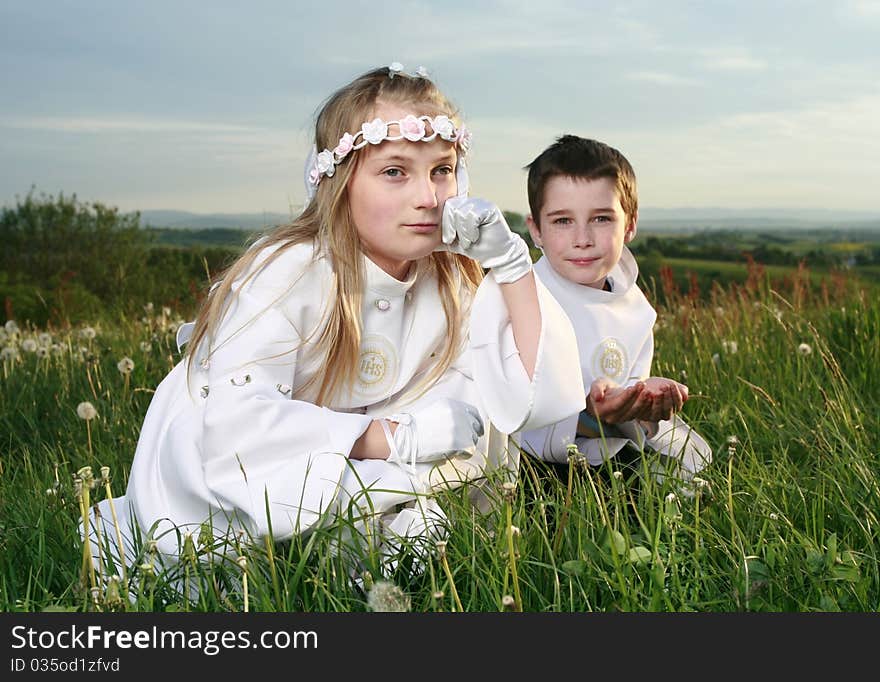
(385, 398, 485, 470)
(439, 196, 533, 284)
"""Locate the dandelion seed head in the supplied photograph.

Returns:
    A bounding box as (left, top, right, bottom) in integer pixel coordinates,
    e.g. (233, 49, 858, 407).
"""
(727, 435, 739, 445)
(46, 488, 56, 495)
(4, 320, 19, 334)
(79, 326, 96, 340)
(432, 590, 444, 600)
(715, 306, 725, 317)
(510, 525, 521, 538)
(35, 346, 49, 358)
(501, 594, 516, 609)
(51, 343, 64, 355)
(38, 332, 52, 346)
(501, 480, 517, 502)
(1, 346, 18, 361)
(21, 338, 38, 353)
(76, 401, 98, 420)
(612, 470, 624, 480)
(139, 341, 152, 352)
(116, 357, 135, 374)
(144, 302, 154, 313)
(769, 513, 779, 521)
(162, 306, 172, 317)
(797, 342, 812, 356)
(367, 581, 411, 612)
(711, 353, 721, 366)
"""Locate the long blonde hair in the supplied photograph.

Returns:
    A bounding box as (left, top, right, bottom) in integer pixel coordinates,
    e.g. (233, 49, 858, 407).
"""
(185, 66, 483, 406)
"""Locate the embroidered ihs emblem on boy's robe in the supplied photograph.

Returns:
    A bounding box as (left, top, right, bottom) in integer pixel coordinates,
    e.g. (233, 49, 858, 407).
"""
(591, 337, 629, 382)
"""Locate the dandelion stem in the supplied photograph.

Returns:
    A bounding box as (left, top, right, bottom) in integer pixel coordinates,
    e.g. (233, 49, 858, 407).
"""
(553, 460, 575, 554)
(103, 477, 128, 599)
(506, 502, 523, 612)
(439, 551, 463, 612)
(78, 479, 97, 593)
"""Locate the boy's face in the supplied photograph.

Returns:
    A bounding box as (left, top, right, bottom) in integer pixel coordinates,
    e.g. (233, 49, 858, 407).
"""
(527, 175, 636, 289)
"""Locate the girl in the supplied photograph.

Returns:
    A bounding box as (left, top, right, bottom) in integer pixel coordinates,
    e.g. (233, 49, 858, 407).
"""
(90, 64, 584, 574)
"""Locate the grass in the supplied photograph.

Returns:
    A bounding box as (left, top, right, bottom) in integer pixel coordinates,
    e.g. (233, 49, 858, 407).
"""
(0, 264, 878, 612)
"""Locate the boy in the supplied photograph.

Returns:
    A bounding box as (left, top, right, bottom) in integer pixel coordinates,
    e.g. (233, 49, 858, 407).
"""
(519, 135, 712, 482)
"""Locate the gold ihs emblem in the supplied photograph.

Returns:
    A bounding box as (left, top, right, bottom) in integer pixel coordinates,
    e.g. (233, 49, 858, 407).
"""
(592, 338, 628, 381)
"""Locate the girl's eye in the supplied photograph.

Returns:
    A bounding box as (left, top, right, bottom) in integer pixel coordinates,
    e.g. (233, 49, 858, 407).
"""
(383, 168, 403, 178)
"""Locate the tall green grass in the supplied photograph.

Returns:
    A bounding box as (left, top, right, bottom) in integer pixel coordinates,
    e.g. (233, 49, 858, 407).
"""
(1, 267, 877, 612)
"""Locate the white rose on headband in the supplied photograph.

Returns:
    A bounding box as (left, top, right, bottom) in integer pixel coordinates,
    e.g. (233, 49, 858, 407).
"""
(456, 125, 473, 153)
(362, 118, 389, 145)
(400, 115, 426, 141)
(316, 149, 336, 177)
(431, 115, 455, 141)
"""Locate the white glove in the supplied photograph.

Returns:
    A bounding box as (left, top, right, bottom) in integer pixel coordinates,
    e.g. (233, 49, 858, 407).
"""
(440, 196, 533, 284)
(385, 398, 484, 470)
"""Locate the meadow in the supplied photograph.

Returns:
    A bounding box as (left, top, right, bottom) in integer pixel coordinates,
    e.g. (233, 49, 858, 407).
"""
(2, 251, 878, 612)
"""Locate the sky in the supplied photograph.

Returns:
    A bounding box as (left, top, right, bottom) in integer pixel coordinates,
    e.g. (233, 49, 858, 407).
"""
(2, 0, 880, 218)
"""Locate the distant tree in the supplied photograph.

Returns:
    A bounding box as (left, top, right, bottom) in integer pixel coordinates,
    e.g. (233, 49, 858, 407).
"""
(1, 189, 149, 324)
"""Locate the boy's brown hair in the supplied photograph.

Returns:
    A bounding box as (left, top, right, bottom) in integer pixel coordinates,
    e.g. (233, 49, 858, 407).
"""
(525, 134, 638, 227)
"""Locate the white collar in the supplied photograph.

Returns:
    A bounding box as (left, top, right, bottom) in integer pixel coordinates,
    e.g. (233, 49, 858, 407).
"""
(363, 254, 420, 298)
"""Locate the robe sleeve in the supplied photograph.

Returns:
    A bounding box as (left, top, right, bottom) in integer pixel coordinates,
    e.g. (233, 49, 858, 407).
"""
(171, 259, 372, 540)
(467, 272, 584, 435)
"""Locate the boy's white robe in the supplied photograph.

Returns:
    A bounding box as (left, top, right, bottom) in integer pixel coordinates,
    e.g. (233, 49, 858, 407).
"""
(521, 248, 712, 474)
(90, 241, 584, 568)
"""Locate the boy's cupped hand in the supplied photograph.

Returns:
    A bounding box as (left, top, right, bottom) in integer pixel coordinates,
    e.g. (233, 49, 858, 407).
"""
(587, 376, 688, 424)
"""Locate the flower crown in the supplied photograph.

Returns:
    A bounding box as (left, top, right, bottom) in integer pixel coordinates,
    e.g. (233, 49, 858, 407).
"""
(306, 114, 472, 193)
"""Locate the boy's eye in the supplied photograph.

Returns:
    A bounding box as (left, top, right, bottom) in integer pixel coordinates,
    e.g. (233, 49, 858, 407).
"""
(553, 217, 573, 225)
(592, 214, 613, 223)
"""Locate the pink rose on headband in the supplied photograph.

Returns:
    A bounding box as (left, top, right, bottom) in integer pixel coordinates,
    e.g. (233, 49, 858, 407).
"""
(333, 132, 354, 159)
(308, 166, 320, 186)
(362, 118, 389, 145)
(431, 115, 455, 142)
(400, 115, 426, 141)
(316, 149, 336, 177)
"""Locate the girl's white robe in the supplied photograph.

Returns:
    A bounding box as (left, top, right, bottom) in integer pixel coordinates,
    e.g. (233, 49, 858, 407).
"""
(520, 249, 712, 474)
(91, 241, 584, 566)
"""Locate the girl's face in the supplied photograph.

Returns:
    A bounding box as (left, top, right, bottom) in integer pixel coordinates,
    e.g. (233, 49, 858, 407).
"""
(347, 102, 458, 280)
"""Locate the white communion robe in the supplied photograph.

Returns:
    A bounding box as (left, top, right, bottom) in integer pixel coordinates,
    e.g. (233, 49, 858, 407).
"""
(520, 248, 712, 475)
(89, 240, 584, 569)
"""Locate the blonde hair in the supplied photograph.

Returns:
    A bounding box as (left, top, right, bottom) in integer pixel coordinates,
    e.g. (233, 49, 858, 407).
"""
(185, 66, 483, 406)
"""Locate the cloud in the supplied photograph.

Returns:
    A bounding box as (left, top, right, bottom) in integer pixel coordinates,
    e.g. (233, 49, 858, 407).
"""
(0, 116, 261, 134)
(704, 55, 767, 71)
(626, 71, 701, 87)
